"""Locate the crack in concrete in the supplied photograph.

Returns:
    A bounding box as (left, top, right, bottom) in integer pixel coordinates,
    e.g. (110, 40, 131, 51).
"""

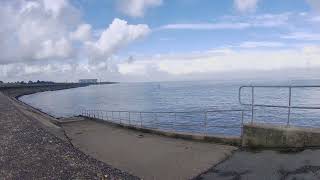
(278, 165, 320, 180)
(213, 169, 251, 180)
(196, 169, 250, 180)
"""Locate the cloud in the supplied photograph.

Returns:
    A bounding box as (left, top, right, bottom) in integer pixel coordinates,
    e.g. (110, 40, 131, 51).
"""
(239, 41, 285, 48)
(35, 38, 73, 59)
(306, 0, 320, 12)
(282, 32, 320, 41)
(310, 16, 320, 22)
(42, 0, 68, 17)
(86, 18, 150, 63)
(70, 24, 92, 42)
(0, 0, 150, 66)
(0, 0, 81, 63)
(117, 0, 162, 17)
(2, 44, 320, 82)
(234, 0, 259, 13)
(159, 13, 290, 30)
(117, 45, 320, 77)
(160, 23, 250, 30)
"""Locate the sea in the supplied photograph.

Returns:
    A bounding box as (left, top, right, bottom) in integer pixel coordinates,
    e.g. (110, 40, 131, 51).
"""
(19, 80, 320, 136)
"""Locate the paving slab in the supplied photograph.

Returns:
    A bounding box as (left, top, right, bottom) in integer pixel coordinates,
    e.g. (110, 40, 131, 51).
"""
(62, 120, 237, 180)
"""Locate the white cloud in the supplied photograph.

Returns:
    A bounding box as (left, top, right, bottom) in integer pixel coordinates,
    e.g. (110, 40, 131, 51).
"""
(86, 18, 150, 63)
(0, 0, 81, 63)
(282, 32, 320, 41)
(42, 0, 68, 17)
(310, 16, 320, 22)
(239, 41, 285, 48)
(160, 23, 250, 30)
(2, 44, 320, 82)
(0, 0, 150, 67)
(35, 38, 73, 59)
(117, 0, 162, 17)
(306, 0, 320, 12)
(159, 13, 290, 30)
(117, 45, 320, 77)
(70, 24, 92, 42)
(234, 0, 259, 13)
(118, 61, 150, 75)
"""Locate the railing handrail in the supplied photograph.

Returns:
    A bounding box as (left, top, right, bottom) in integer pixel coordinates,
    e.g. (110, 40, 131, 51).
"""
(79, 108, 247, 137)
(240, 85, 320, 88)
(239, 85, 320, 125)
(81, 109, 248, 114)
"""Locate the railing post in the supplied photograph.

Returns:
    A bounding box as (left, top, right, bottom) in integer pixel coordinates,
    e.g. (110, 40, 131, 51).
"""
(174, 113, 177, 131)
(112, 111, 114, 121)
(204, 111, 207, 136)
(251, 86, 254, 124)
(287, 86, 292, 127)
(241, 111, 244, 138)
(128, 112, 131, 125)
(119, 112, 121, 124)
(154, 113, 157, 128)
(140, 112, 142, 127)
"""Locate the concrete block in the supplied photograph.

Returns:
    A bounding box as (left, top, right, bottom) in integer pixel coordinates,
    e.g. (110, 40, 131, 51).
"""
(242, 123, 320, 148)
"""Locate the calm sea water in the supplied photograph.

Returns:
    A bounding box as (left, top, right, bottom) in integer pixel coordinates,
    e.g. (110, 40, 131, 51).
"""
(20, 80, 320, 136)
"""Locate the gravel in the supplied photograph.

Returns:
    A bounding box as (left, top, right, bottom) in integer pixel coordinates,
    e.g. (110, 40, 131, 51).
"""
(0, 91, 139, 179)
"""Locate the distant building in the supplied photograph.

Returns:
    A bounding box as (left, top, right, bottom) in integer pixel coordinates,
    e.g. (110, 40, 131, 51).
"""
(79, 79, 98, 84)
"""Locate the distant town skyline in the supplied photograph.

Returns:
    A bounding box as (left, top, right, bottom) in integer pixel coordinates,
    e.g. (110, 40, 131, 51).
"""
(0, 0, 320, 82)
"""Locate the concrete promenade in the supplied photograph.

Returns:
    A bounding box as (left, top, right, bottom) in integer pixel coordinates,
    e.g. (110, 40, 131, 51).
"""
(0, 92, 137, 179)
(63, 118, 320, 180)
(197, 149, 320, 180)
(62, 119, 236, 180)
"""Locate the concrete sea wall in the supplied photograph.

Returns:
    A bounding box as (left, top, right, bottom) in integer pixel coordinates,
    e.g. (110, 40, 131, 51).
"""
(242, 123, 320, 148)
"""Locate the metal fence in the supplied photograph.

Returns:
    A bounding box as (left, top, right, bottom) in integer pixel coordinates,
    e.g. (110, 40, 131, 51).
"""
(80, 109, 246, 136)
(239, 85, 320, 126)
(78, 85, 320, 136)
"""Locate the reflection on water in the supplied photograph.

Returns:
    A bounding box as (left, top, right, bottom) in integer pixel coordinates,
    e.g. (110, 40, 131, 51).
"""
(20, 80, 320, 136)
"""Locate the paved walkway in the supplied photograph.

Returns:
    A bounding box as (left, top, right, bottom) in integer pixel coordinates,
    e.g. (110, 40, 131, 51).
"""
(0, 92, 137, 179)
(196, 149, 320, 180)
(62, 120, 237, 180)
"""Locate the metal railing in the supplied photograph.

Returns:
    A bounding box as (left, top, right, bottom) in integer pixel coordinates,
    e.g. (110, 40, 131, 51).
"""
(80, 109, 246, 136)
(239, 85, 320, 126)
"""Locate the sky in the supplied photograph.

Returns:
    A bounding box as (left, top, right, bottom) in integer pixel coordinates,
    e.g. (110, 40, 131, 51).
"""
(0, 0, 320, 82)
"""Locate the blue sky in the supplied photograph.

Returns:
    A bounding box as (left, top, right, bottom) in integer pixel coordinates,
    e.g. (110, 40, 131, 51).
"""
(0, 0, 320, 82)
(75, 0, 314, 55)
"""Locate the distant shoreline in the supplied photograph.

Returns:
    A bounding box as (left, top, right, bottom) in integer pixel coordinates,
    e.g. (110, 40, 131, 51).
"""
(0, 82, 117, 121)
(0, 82, 117, 98)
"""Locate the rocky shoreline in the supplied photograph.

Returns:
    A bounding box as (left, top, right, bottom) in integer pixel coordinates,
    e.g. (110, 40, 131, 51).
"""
(0, 84, 139, 179)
